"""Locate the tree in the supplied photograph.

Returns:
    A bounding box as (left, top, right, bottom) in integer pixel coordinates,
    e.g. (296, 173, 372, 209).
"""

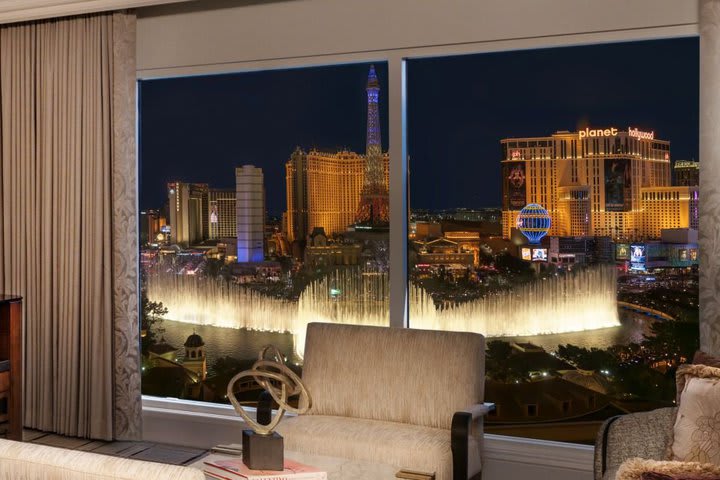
(140, 278, 168, 356)
(485, 341, 515, 382)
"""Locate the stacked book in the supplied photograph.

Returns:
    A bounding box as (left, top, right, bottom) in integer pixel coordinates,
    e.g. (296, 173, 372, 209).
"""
(203, 455, 327, 480)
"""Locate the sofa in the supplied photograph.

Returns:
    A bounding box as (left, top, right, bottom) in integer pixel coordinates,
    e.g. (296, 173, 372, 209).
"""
(274, 322, 489, 480)
(0, 438, 204, 480)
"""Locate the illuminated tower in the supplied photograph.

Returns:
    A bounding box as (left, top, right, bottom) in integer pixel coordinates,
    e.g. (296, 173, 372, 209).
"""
(236, 165, 265, 263)
(355, 65, 389, 227)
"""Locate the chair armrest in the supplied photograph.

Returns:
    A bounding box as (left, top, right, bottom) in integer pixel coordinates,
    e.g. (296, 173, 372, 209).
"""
(594, 407, 677, 480)
(452, 404, 493, 480)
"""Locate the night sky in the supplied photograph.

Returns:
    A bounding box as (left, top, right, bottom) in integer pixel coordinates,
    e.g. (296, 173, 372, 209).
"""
(140, 37, 699, 215)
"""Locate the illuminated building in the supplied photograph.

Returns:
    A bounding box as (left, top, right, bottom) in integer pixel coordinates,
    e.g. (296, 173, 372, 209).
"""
(236, 165, 265, 263)
(640, 186, 699, 239)
(548, 236, 613, 267)
(674, 160, 699, 186)
(183, 333, 206, 384)
(304, 227, 362, 267)
(501, 127, 671, 239)
(444, 231, 482, 266)
(414, 238, 474, 267)
(285, 66, 389, 241)
(168, 182, 209, 246)
(208, 188, 236, 239)
(140, 209, 167, 245)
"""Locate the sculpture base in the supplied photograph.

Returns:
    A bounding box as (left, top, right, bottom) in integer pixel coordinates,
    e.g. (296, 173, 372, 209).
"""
(242, 430, 284, 471)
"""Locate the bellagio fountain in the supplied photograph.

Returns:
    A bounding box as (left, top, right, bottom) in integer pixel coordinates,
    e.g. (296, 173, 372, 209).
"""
(146, 264, 619, 356)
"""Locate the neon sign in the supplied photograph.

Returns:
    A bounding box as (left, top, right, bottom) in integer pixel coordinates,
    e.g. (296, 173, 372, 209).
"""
(628, 127, 654, 140)
(579, 127, 618, 139)
(511, 150, 521, 159)
(577, 126, 656, 141)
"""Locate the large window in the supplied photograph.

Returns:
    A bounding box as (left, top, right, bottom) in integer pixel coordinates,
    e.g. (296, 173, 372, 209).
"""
(139, 62, 390, 404)
(407, 38, 699, 444)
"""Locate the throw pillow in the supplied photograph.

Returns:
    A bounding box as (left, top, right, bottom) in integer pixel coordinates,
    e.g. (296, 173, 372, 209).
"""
(670, 365, 720, 465)
(617, 458, 720, 480)
(693, 351, 720, 368)
(677, 353, 720, 402)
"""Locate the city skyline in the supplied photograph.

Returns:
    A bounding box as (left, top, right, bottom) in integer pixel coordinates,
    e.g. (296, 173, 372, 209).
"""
(140, 38, 698, 215)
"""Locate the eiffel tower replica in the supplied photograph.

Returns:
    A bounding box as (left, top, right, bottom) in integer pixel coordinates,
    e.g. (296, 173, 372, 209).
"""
(354, 65, 389, 232)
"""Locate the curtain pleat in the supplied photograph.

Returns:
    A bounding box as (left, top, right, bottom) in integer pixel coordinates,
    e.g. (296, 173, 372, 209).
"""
(0, 11, 138, 440)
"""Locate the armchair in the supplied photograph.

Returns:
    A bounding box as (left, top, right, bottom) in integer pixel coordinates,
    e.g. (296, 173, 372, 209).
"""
(593, 407, 677, 480)
(272, 322, 490, 480)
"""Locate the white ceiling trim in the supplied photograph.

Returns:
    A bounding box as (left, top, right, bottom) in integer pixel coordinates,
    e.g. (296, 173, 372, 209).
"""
(0, 0, 196, 25)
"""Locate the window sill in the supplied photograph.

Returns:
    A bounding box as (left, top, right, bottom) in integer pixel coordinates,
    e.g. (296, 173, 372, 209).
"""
(142, 395, 594, 477)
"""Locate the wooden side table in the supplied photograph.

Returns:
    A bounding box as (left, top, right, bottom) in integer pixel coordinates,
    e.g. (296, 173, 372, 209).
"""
(0, 295, 22, 441)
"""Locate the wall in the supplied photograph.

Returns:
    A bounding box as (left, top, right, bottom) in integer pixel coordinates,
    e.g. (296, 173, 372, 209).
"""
(136, 1, 700, 479)
(137, 0, 698, 75)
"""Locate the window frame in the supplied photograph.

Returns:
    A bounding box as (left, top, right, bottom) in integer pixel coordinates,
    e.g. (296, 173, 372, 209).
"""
(136, 22, 699, 468)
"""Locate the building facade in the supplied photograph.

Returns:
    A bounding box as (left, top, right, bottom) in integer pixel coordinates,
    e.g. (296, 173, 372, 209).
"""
(640, 186, 699, 239)
(673, 160, 699, 186)
(208, 188, 236, 239)
(285, 148, 389, 241)
(168, 182, 209, 246)
(236, 165, 265, 263)
(501, 127, 672, 240)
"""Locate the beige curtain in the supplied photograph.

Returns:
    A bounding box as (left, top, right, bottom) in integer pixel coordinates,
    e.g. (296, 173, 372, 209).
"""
(700, 0, 720, 356)
(0, 11, 140, 440)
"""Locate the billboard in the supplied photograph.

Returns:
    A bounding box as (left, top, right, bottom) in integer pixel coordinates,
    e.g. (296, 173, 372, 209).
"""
(605, 158, 632, 212)
(616, 243, 630, 261)
(521, 248, 532, 261)
(532, 248, 548, 262)
(679, 249, 688, 262)
(690, 248, 698, 261)
(503, 162, 527, 210)
(630, 244, 646, 271)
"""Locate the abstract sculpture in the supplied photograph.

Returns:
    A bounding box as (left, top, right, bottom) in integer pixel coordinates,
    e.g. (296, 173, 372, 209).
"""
(226, 345, 312, 470)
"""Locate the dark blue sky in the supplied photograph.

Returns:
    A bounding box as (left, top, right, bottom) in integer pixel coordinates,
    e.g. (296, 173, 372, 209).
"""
(140, 62, 389, 214)
(140, 37, 699, 214)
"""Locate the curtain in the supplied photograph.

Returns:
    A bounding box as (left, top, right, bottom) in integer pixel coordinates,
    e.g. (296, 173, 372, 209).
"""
(0, 11, 140, 440)
(700, 0, 720, 356)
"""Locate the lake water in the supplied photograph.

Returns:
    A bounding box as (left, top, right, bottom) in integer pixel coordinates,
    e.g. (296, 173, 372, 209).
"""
(159, 309, 654, 370)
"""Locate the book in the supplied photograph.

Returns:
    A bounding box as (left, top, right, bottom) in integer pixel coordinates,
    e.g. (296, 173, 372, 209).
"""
(395, 469, 435, 480)
(204, 458, 327, 480)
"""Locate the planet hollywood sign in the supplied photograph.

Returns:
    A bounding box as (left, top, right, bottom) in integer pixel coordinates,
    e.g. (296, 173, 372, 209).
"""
(577, 127, 654, 140)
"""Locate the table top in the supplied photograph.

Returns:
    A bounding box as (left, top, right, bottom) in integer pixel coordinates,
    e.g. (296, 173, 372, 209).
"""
(191, 451, 400, 480)
(0, 295, 22, 304)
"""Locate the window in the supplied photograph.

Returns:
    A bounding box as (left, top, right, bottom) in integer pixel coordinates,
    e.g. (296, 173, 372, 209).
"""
(139, 62, 390, 404)
(407, 38, 699, 444)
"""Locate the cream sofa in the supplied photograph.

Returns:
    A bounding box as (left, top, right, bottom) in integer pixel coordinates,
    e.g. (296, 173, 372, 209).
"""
(275, 322, 489, 480)
(0, 438, 204, 480)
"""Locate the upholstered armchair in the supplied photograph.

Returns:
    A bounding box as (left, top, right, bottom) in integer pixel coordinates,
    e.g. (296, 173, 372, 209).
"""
(594, 407, 677, 480)
(272, 322, 490, 480)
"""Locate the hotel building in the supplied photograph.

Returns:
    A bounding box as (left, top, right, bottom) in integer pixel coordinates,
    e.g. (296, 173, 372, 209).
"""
(285, 66, 390, 242)
(236, 165, 266, 263)
(208, 188, 236, 240)
(285, 148, 389, 242)
(641, 186, 699, 239)
(501, 127, 678, 240)
(168, 182, 209, 246)
(674, 160, 700, 186)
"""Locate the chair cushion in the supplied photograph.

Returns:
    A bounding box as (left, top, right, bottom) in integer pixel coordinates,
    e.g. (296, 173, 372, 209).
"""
(301, 322, 485, 430)
(276, 415, 455, 480)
